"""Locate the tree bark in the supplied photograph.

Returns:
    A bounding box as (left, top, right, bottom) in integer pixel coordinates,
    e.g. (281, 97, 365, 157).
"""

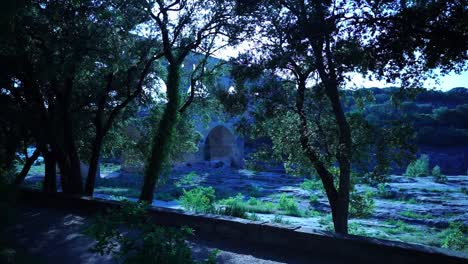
(139, 64, 181, 202)
(84, 133, 102, 196)
(15, 148, 40, 185)
(43, 151, 57, 193)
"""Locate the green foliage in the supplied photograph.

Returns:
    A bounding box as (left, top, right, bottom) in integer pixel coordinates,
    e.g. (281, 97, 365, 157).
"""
(309, 194, 319, 205)
(217, 195, 275, 216)
(300, 179, 323, 192)
(349, 191, 375, 218)
(84, 200, 217, 264)
(348, 222, 369, 236)
(383, 220, 417, 235)
(441, 222, 467, 251)
(246, 213, 260, 221)
(175, 172, 201, 188)
(432, 166, 447, 183)
(272, 215, 291, 225)
(375, 183, 394, 199)
(399, 211, 433, 220)
(217, 194, 247, 218)
(278, 194, 302, 217)
(246, 184, 263, 198)
(405, 154, 430, 177)
(179, 187, 216, 213)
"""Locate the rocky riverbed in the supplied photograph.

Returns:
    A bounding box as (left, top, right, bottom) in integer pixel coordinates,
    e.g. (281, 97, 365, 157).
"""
(22, 161, 468, 252)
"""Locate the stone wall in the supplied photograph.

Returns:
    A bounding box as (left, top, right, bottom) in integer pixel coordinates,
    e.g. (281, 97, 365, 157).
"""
(18, 189, 467, 264)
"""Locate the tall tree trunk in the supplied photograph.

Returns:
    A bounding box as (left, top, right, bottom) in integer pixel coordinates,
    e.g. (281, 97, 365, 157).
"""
(139, 64, 181, 202)
(296, 76, 351, 234)
(15, 148, 40, 185)
(43, 151, 57, 193)
(85, 133, 102, 196)
(56, 78, 83, 195)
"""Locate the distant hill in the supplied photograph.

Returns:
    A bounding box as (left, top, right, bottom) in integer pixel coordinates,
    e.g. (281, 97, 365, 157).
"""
(348, 87, 468, 174)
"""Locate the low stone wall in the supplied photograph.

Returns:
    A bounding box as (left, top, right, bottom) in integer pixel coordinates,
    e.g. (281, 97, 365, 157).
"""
(17, 189, 467, 264)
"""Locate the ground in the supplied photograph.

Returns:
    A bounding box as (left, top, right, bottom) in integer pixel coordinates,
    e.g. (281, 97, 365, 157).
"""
(5, 204, 343, 264)
(21, 161, 468, 253)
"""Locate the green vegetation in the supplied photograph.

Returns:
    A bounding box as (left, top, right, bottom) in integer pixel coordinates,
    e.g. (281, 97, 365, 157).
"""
(405, 154, 430, 177)
(399, 210, 433, 220)
(375, 183, 394, 199)
(175, 172, 201, 188)
(218, 195, 275, 215)
(272, 215, 291, 225)
(85, 200, 217, 264)
(309, 194, 320, 205)
(179, 187, 216, 213)
(246, 184, 263, 198)
(383, 220, 417, 235)
(278, 194, 303, 217)
(349, 192, 375, 218)
(441, 222, 467, 251)
(94, 187, 140, 198)
(218, 194, 247, 218)
(300, 179, 323, 192)
(432, 166, 447, 183)
(348, 222, 369, 236)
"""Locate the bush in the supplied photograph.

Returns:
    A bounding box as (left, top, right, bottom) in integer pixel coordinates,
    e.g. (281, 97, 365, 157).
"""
(278, 194, 302, 217)
(349, 191, 375, 218)
(309, 194, 319, 205)
(441, 222, 467, 251)
(432, 166, 447, 183)
(375, 183, 394, 199)
(84, 200, 217, 264)
(300, 179, 323, 192)
(218, 195, 275, 216)
(405, 154, 430, 177)
(218, 194, 247, 218)
(180, 187, 216, 213)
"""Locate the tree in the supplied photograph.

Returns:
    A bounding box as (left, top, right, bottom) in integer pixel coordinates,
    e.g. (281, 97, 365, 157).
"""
(0, 0, 160, 194)
(231, 0, 465, 234)
(139, 0, 240, 202)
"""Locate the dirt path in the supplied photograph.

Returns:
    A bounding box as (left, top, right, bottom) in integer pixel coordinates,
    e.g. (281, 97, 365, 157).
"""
(6, 204, 343, 264)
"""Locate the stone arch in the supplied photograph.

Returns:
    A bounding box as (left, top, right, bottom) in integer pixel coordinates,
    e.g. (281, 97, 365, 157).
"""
(203, 125, 236, 162)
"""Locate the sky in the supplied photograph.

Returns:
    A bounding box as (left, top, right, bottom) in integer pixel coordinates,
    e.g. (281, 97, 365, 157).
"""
(346, 71, 468, 91)
(215, 43, 468, 92)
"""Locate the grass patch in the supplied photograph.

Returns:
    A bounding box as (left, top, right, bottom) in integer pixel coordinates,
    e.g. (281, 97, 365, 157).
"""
(383, 220, 417, 235)
(272, 215, 291, 225)
(218, 195, 276, 215)
(399, 210, 433, 219)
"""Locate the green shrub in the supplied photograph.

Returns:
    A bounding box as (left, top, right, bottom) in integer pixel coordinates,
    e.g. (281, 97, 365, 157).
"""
(432, 166, 447, 183)
(218, 195, 275, 215)
(180, 187, 216, 213)
(218, 194, 247, 218)
(376, 183, 394, 199)
(405, 154, 430, 177)
(441, 222, 467, 251)
(84, 200, 217, 264)
(309, 194, 319, 205)
(300, 179, 323, 192)
(349, 191, 375, 218)
(175, 171, 200, 188)
(278, 194, 302, 217)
